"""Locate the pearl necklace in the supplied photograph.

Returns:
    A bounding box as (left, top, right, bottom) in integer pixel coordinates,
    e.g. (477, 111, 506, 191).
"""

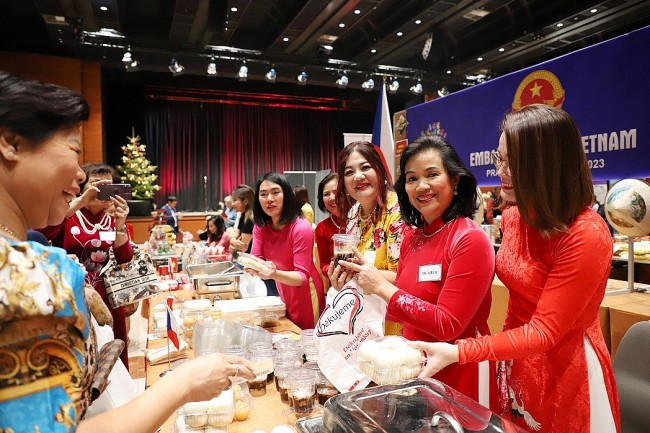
(76, 210, 112, 235)
(421, 220, 452, 238)
(331, 216, 344, 231)
(0, 222, 18, 239)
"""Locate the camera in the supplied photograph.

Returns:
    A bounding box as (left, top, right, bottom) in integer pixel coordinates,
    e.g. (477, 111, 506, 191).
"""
(97, 184, 132, 201)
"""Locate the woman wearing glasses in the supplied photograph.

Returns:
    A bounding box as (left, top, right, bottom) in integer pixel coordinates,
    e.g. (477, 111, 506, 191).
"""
(410, 105, 619, 433)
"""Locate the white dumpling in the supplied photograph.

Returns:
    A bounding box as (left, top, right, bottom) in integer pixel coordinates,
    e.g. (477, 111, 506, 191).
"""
(357, 340, 378, 362)
(379, 336, 407, 351)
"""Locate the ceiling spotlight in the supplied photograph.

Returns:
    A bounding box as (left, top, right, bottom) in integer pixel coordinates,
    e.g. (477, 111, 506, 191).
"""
(297, 69, 308, 85)
(265, 66, 277, 82)
(121, 48, 139, 72)
(410, 81, 423, 95)
(437, 86, 450, 97)
(168, 58, 185, 76)
(207, 58, 217, 77)
(388, 79, 399, 94)
(237, 61, 248, 81)
(336, 72, 349, 88)
(362, 76, 375, 91)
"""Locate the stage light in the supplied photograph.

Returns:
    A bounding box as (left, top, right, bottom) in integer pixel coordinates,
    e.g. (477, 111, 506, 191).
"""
(265, 66, 277, 82)
(388, 79, 399, 93)
(336, 72, 348, 88)
(362, 76, 375, 91)
(207, 57, 217, 76)
(297, 69, 308, 85)
(437, 86, 450, 97)
(168, 58, 185, 76)
(410, 81, 423, 95)
(237, 61, 248, 81)
(122, 49, 139, 72)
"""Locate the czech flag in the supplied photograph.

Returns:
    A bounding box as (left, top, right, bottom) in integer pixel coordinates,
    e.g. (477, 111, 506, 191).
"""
(166, 296, 180, 350)
(371, 83, 396, 183)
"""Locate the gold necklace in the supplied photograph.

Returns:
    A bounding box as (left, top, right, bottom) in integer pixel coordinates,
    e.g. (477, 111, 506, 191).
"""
(359, 204, 377, 223)
(421, 220, 452, 238)
(0, 222, 18, 239)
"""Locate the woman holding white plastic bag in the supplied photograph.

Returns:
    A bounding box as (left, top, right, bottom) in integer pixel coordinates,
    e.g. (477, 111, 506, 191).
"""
(336, 136, 496, 405)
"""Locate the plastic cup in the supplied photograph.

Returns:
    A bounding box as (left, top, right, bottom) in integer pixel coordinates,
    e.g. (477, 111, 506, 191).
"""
(332, 234, 358, 266)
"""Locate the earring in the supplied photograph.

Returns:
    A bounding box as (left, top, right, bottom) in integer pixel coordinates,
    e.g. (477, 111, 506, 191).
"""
(7, 151, 14, 158)
(453, 185, 458, 196)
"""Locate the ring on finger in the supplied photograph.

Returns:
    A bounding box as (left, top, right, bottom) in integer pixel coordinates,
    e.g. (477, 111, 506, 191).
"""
(234, 365, 241, 377)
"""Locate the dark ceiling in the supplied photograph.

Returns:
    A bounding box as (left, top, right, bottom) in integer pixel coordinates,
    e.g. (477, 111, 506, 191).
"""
(1, 0, 649, 95)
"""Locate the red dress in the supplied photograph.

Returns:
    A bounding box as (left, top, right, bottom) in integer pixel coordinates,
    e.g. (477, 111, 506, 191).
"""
(39, 208, 134, 367)
(458, 207, 620, 433)
(315, 216, 344, 275)
(387, 217, 496, 404)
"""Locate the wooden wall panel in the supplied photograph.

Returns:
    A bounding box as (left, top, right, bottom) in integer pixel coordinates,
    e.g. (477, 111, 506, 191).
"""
(0, 52, 103, 162)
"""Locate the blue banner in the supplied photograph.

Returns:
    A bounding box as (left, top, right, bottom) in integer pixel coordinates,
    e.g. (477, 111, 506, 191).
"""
(405, 26, 650, 186)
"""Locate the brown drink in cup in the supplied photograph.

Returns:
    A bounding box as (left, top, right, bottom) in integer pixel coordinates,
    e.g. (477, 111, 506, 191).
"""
(332, 234, 358, 267)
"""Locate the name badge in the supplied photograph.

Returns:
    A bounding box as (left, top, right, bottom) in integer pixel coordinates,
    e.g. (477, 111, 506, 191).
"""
(99, 230, 116, 242)
(418, 264, 442, 282)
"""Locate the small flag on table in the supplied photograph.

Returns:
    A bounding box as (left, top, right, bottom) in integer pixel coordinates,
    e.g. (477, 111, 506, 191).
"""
(166, 296, 180, 350)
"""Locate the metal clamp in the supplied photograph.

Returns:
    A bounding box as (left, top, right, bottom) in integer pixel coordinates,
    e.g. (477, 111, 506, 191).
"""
(431, 411, 464, 433)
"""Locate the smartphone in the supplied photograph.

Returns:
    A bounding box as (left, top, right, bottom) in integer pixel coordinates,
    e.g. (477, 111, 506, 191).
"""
(97, 183, 132, 201)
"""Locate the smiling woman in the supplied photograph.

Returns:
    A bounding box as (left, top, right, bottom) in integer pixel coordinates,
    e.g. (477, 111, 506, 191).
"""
(0, 72, 254, 433)
(329, 141, 406, 335)
(342, 136, 496, 404)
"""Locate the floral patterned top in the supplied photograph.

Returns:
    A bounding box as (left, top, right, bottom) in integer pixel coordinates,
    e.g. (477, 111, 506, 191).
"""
(0, 238, 97, 433)
(346, 191, 404, 272)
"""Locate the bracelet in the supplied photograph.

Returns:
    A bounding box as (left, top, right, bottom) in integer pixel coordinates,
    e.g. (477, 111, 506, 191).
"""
(115, 226, 128, 235)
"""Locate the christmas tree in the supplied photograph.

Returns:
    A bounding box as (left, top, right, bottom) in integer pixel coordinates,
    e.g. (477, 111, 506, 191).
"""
(117, 129, 161, 200)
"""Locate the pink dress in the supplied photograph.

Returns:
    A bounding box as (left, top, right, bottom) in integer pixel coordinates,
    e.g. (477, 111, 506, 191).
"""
(252, 217, 325, 329)
(458, 207, 620, 433)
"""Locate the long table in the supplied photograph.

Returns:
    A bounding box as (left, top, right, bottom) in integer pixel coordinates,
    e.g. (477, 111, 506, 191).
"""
(145, 291, 303, 432)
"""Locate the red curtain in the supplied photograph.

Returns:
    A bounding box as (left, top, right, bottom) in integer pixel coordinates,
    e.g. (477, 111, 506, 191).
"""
(144, 97, 342, 211)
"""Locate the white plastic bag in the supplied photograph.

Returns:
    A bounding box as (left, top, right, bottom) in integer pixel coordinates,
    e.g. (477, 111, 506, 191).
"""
(315, 279, 386, 392)
(239, 272, 267, 298)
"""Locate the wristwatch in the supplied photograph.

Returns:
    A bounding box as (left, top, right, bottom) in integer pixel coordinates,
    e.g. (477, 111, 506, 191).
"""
(115, 226, 128, 235)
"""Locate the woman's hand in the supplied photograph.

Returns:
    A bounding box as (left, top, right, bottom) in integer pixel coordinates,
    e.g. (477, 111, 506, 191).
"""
(111, 195, 130, 228)
(337, 247, 392, 297)
(229, 238, 246, 252)
(243, 261, 276, 279)
(327, 257, 356, 290)
(171, 353, 254, 403)
(407, 341, 460, 378)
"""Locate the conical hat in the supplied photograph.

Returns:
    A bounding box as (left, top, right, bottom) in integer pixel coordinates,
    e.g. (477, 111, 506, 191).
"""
(605, 179, 650, 236)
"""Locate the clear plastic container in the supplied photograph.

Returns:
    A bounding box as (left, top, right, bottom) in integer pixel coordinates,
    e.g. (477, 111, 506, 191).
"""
(177, 388, 235, 430)
(357, 336, 424, 385)
(321, 378, 529, 433)
(287, 368, 317, 417)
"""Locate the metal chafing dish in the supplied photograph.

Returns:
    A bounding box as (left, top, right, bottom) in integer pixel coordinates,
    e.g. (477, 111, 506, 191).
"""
(185, 262, 244, 302)
(296, 378, 528, 433)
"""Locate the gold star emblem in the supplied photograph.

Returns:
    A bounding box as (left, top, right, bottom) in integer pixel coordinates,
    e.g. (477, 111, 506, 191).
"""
(529, 81, 542, 98)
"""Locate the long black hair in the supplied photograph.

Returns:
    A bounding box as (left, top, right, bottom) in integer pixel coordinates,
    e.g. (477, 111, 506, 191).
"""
(395, 136, 478, 227)
(206, 215, 227, 243)
(253, 172, 303, 226)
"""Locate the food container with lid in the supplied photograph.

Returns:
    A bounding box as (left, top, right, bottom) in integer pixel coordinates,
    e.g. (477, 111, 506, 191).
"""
(311, 378, 528, 433)
(176, 388, 235, 431)
(356, 336, 425, 385)
(192, 319, 272, 356)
